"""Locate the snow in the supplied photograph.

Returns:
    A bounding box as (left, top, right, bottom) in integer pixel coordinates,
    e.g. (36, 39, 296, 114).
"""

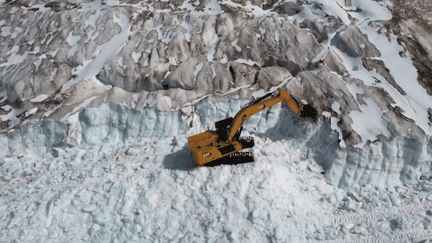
(231, 38, 241, 52)
(0, 26, 23, 39)
(0, 106, 24, 126)
(349, 0, 393, 22)
(66, 31, 81, 46)
(0, 90, 7, 103)
(0, 103, 337, 242)
(205, 0, 222, 14)
(30, 94, 49, 103)
(332, 101, 341, 115)
(360, 24, 432, 134)
(350, 97, 391, 148)
(1, 0, 432, 241)
(287, 5, 317, 24)
(205, 34, 219, 62)
(180, 16, 193, 42)
(131, 52, 141, 63)
(193, 62, 204, 78)
(0, 46, 28, 67)
(1, 105, 12, 112)
(181, 0, 222, 15)
(312, 0, 432, 145)
(1, 92, 432, 241)
(62, 7, 131, 92)
(235, 58, 260, 67)
(25, 107, 38, 117)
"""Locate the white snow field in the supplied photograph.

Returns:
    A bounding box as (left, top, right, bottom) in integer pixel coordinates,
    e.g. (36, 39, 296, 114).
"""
(1, 100, 432, 242)
(1, 0, 432, 242)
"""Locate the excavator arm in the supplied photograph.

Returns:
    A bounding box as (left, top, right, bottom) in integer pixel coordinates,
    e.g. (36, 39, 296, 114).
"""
(188, 88, 306, 166)
(227, 88, 302, 142)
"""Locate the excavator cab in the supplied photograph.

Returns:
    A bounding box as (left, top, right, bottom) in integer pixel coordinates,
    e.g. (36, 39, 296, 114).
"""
(215, 117, 233, 142)
(188, 88, 312, 167)
(188, 117, 254, 167)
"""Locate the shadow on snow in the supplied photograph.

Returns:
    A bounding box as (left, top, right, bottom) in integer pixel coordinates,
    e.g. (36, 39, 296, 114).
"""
(162, 145, 197, 171)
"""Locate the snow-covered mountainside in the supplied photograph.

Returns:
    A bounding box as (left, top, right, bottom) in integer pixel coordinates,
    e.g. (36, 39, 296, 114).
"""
(1, 0, 432, 242)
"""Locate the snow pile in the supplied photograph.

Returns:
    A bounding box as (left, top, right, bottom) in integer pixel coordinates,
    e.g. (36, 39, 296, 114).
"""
(0, 128, 336, 242)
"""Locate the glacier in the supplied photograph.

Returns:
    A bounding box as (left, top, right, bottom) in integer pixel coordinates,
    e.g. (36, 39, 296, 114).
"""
(1, 0, 432, 241)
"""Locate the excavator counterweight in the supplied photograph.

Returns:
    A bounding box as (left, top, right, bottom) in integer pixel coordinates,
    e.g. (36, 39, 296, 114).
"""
(188, 88, 310, 166)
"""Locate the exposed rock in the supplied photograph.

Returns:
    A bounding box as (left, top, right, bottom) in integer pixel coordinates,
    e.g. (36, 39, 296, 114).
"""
(285, 70, 361, 117)
(0, 6, 127, 105)
(44, 2, 80, 12)
(215, 14, 323, 69)
(162, 58, 206, 91)
(428, 108, 432, 123)
(322, 51, 348, 76)
(0, 3, 325, 119)
(212, 63, 233, 93)
(331, 25, 381, 58)
(300, 17, 343, 43)
(228, 61, 259, 87)
(274, 2, 304, 16)
(300, 19, 327, 43)
(255, 66, 292, 91)
(263, 56, 302, 76)
(262, 0, 279, 10)
(229, 0, 266, 7)
(362, 58, 406, 95)
(398, 20, 432, 96)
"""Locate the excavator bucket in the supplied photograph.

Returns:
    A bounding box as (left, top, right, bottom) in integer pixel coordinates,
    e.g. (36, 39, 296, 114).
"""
(279, 88, 318, 120)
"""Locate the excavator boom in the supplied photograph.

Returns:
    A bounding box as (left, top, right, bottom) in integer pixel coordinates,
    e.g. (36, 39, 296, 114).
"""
(227, 88, 301, 142)
(188, 88, 305, 166)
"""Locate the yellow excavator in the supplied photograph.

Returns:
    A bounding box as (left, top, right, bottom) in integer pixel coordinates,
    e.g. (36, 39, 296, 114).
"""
(188, 88, 315, 166)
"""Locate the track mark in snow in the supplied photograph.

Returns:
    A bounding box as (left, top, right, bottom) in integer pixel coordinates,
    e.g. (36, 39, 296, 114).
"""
(330, 201, 432, 225)
(326, 229, 432, 243)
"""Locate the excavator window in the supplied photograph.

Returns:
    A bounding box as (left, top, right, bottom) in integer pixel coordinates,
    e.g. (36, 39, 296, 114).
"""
(218, 145, 236, 155)
(215, 117, 234, 141)
(291, 96, 300, 106)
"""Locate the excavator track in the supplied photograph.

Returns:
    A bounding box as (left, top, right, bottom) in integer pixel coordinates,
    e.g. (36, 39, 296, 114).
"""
(239, 136, 254, 149)
(204, 151, 254, 167)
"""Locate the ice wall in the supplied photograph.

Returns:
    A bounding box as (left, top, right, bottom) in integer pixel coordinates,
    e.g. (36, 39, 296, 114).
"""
(78, 103, 187, 145)
(2, 98, 431, 191)
(1, 120, 67, 157)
